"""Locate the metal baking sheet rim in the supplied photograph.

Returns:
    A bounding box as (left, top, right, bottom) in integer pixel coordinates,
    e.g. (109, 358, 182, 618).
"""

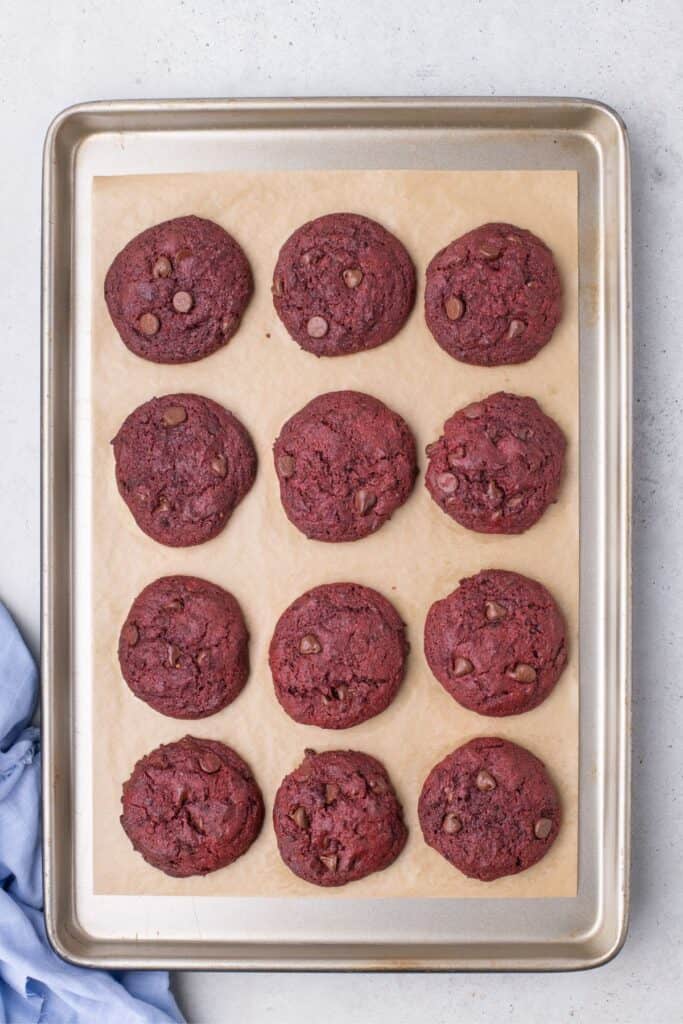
(40, 97, 632, 971)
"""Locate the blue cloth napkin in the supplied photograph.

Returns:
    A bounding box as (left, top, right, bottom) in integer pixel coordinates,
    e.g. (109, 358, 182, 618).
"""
(0, 602, 184, 1024)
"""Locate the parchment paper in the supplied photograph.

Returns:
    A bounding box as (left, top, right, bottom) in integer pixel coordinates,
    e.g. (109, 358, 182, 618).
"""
(91, 169, 578, 898)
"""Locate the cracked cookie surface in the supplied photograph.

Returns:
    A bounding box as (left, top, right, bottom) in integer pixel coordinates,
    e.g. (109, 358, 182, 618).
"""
(424, 222, 562, 366)
(424, 570, 567, 717)
(272, 212, 416, 356)
(105, 215, 253, 364)
(112, 393, 256, 547)
(424, 391, 566, 534)
(273, 390, 417, 542)
(418, 737, 560, 881)
(120, 736, 264, 877)
(269, 582, 408, 728)
(119, 575, 250, 719)
(273, 749, 407, 887)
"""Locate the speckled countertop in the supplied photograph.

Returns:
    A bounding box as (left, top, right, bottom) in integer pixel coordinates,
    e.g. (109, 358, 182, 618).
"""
(1, 0, 680, 1020)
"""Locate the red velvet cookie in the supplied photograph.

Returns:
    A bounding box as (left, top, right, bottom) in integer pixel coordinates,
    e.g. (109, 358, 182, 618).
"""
(120, 736, 264, 877)
(119, 575, 250, 719)
(105, 215, 253, 363)
(273, 390, 417, 542)
(272, 213, 416, 356)
(273, 749, 407, 887)
(425, 392, 566, 534)
(269, 582, 408, 728)
(424, 570, 567, 717)
(418, 737, 560, 881)
(112, 393, 256, 547)
(425, 222, 562, 366)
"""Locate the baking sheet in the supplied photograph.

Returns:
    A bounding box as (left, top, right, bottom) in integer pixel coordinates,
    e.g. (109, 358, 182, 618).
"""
(90, 169, 578, 899)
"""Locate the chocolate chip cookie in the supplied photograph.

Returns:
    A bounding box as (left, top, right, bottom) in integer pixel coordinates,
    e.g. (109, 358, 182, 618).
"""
(112, 393, 256, 547)
(273, 749, 407, 886)
(418, 737, 560, 881)
(105, 215, 253, 363)
(425, 391, 566, 534)
(119, 575, 250, 719)
(269, 582, 408, 728)
(273, 390, 417, 542)
(424, 570, 567, 717)
(120, 736, 264, 877)
(272, 213, 416, 356)
(425, 222, 562, 366)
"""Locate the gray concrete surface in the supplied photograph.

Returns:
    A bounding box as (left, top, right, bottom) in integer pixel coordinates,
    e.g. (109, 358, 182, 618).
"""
(0, 0, 681, 1020)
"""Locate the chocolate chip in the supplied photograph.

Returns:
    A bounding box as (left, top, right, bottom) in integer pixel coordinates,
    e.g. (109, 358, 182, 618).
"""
(123, 623, 139, 646)
(463, 402, 485, 419)
(210, 454, 227, 477)
(157, 496, 171, 512)
(485, 600, 507, 622)
(277, 454, 295, 478)
(220, 315, 234, 334)
(448, 446, 466, 465)
(167, 644, 181, 668)
(487, 480, 503, 504)
(175, 248, 193, 265)
(306, 315, 328, 338)
(162, 405, 187, 427)
(476, 769, 496, 792)
(437, 472, 458, 494)
(299, 634, 322, 655)
(188, 810, 205, 832)
(354, 488, 377, 515)
(165, 598, 183, 612)
(196, 649, 209, 665)
(453, 656, 473, 677)
(509, 663, 537, 683)
(507, 494, 525, 509)
(152, 256, 172, 278)
(291, 806, 310, 829)
(442, 812, 462, 834)
(198, 751, 222, 774)
(332, 684, 348, 701)
(139, 312, 160, 336)
(505, 319, 525, 340)
(172, 290, 193, 313)
(534, 817, 553, 840)
(478, 241, 501, 259)
(324, 783, 340, 804)
(272, 278, 283, 297)
(343, 268, 363, 288)
(319, 854, 338, 872)
(444, 295, 465, 321)
(370, 776, 388, 794)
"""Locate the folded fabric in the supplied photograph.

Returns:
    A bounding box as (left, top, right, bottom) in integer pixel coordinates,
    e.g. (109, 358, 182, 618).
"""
(0, 601, 184, 1024)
